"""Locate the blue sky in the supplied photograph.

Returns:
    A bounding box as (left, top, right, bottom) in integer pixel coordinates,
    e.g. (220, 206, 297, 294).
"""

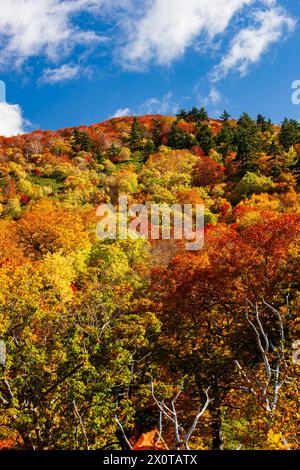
(0, 0, 300, 136)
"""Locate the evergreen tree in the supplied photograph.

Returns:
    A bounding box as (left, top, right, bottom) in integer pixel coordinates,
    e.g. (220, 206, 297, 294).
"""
(198, 106, 209, 121)
(168, 122, 197, 149)
(107, 144, 121, 160)
(176, 109, 188, 121)
(256, 114, 273, 132)
(176, 106, 208, 122)
(128, 117, 145, 152)
(196, 122, 215, 155)
(234, 113, 261, 176)
(279, 118, 300, 150)
(72, 128, 93, 152)
(189, 107, 201, 122)
(220, 110, 231, 122)
(217, 121, 236, 159)
(142, 139, 155, 161)
(152, 118, 163, 150)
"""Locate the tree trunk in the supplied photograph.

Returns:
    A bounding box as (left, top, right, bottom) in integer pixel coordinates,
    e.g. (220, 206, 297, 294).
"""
(211, 407, 224, 450)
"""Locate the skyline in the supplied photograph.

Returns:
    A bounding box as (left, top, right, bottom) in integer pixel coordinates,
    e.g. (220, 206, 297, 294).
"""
(0, 0, 300, 136)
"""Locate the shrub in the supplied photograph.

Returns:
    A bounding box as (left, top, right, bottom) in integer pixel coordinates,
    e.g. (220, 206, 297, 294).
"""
(234, 172, 274, 198)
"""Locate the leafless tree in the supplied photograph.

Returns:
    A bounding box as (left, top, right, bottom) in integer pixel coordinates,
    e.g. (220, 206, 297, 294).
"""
(151, 381, 210, 450)
(236, 298, 289, 418)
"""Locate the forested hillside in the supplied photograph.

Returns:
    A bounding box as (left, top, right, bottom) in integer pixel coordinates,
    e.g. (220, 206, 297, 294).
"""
(0, 108, 300, 450)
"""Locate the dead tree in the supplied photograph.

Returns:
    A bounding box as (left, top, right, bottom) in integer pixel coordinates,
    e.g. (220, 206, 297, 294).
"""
(151, 381, 210, 450)
(236, 298, 289, 419)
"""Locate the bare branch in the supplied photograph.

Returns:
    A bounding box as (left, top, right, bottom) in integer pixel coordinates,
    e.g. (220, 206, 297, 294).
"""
(115, 416, 133, 450)
(73, 400, 90, 450)
(184, 387, 210, 450)
(151, 380, 209, 450)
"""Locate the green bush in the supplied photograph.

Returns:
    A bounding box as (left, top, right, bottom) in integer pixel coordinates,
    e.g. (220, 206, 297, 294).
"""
(234, 172, 274, 198)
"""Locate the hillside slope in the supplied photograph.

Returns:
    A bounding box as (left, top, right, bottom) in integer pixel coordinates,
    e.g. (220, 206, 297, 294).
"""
(0, 108, 300, 450)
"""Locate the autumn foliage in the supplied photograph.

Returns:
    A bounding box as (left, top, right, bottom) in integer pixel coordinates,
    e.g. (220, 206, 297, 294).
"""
(0, 109, 300, 450)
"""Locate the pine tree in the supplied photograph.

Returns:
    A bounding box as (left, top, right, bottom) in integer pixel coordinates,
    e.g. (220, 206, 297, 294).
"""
(142, 139, 155, 161)
(220, 110, 231, 122)
(234, 113, 261, 176)
(196, 122, 215, 155)
(198, 106, 209, 121)
(152, 118, 163, 150)
(217, 121, 236, 158)
(128, 117, 145, 152)
(279, 118, 300, 150)
(107, 144, 121, 159)
(72, 128, 93, 152)
(168, 122, 197, 149)
(257, 114, 273, 132)
(176, 109, 188, 121)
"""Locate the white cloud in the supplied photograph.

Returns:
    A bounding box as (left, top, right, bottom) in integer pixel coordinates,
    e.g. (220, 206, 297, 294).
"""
(0, 102, 25, 136)
(204, 87, 222, 106)
(111, 107, 132, 118)
(0, 0, 124, 69)
(121, 0, 254, 68)
(40, 64, 84, 84)
(111, 92, 179, 119)
(139, 92, 179, 115)
(211, 4, 295, 80)
(0, 0, 295, 92)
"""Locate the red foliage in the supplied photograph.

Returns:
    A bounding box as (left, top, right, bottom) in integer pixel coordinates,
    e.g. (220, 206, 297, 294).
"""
(192, 156, 225, 187)
(191, 145, 205, 157)
(70, 283, 78, 293)
(20, 195, 30, 205)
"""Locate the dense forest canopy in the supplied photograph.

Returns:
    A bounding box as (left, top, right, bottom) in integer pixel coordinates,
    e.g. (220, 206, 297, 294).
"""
(0, 108, 299, 450)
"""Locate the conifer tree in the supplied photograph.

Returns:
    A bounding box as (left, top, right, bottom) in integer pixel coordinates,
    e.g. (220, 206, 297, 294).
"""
(152, 118, 163, 150)
(220, 110, 231, 122)
(196, 122, 215, 155)
(257, 114, 273, 132)
(72, 128, 93, 152)
(168, 122, 197, 149)
(279, 118, 300, 150)
(198, 106, 209, 121)
(217, 121, 236, 159)
(234, 113, 261, 176)
(129, 117, 145, 152)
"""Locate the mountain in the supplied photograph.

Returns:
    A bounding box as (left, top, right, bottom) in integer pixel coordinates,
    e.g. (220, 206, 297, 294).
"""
(0, 109, 300, 450)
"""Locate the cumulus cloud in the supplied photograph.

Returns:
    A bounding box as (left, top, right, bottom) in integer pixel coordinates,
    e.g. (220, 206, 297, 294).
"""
(120, 0, 295, 85)
(0, 0, 124, 69)
(0, 0, 296, 96)
(211, 4, 295, 80)
(0, 102, 25, 136)
(121, 0, 254, 68)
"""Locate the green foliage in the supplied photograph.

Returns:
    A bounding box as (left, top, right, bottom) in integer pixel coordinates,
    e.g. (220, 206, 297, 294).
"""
(220, 110, 231, 122)
(234, 113, 261, 176)
(177, 106, 208, 122)
(0, 108, 300, 451)
(216, 121, 235, 158)
(256, 114, 273, 132)
(234, 172, 274, 198)
(168, 122, 197, 149)
(196, 122, 215, 155)
(128, 118, 145, 152)
(72, 128, 93, 153)
(151, 118, 163, 150)
(279, 118, 300, 150)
